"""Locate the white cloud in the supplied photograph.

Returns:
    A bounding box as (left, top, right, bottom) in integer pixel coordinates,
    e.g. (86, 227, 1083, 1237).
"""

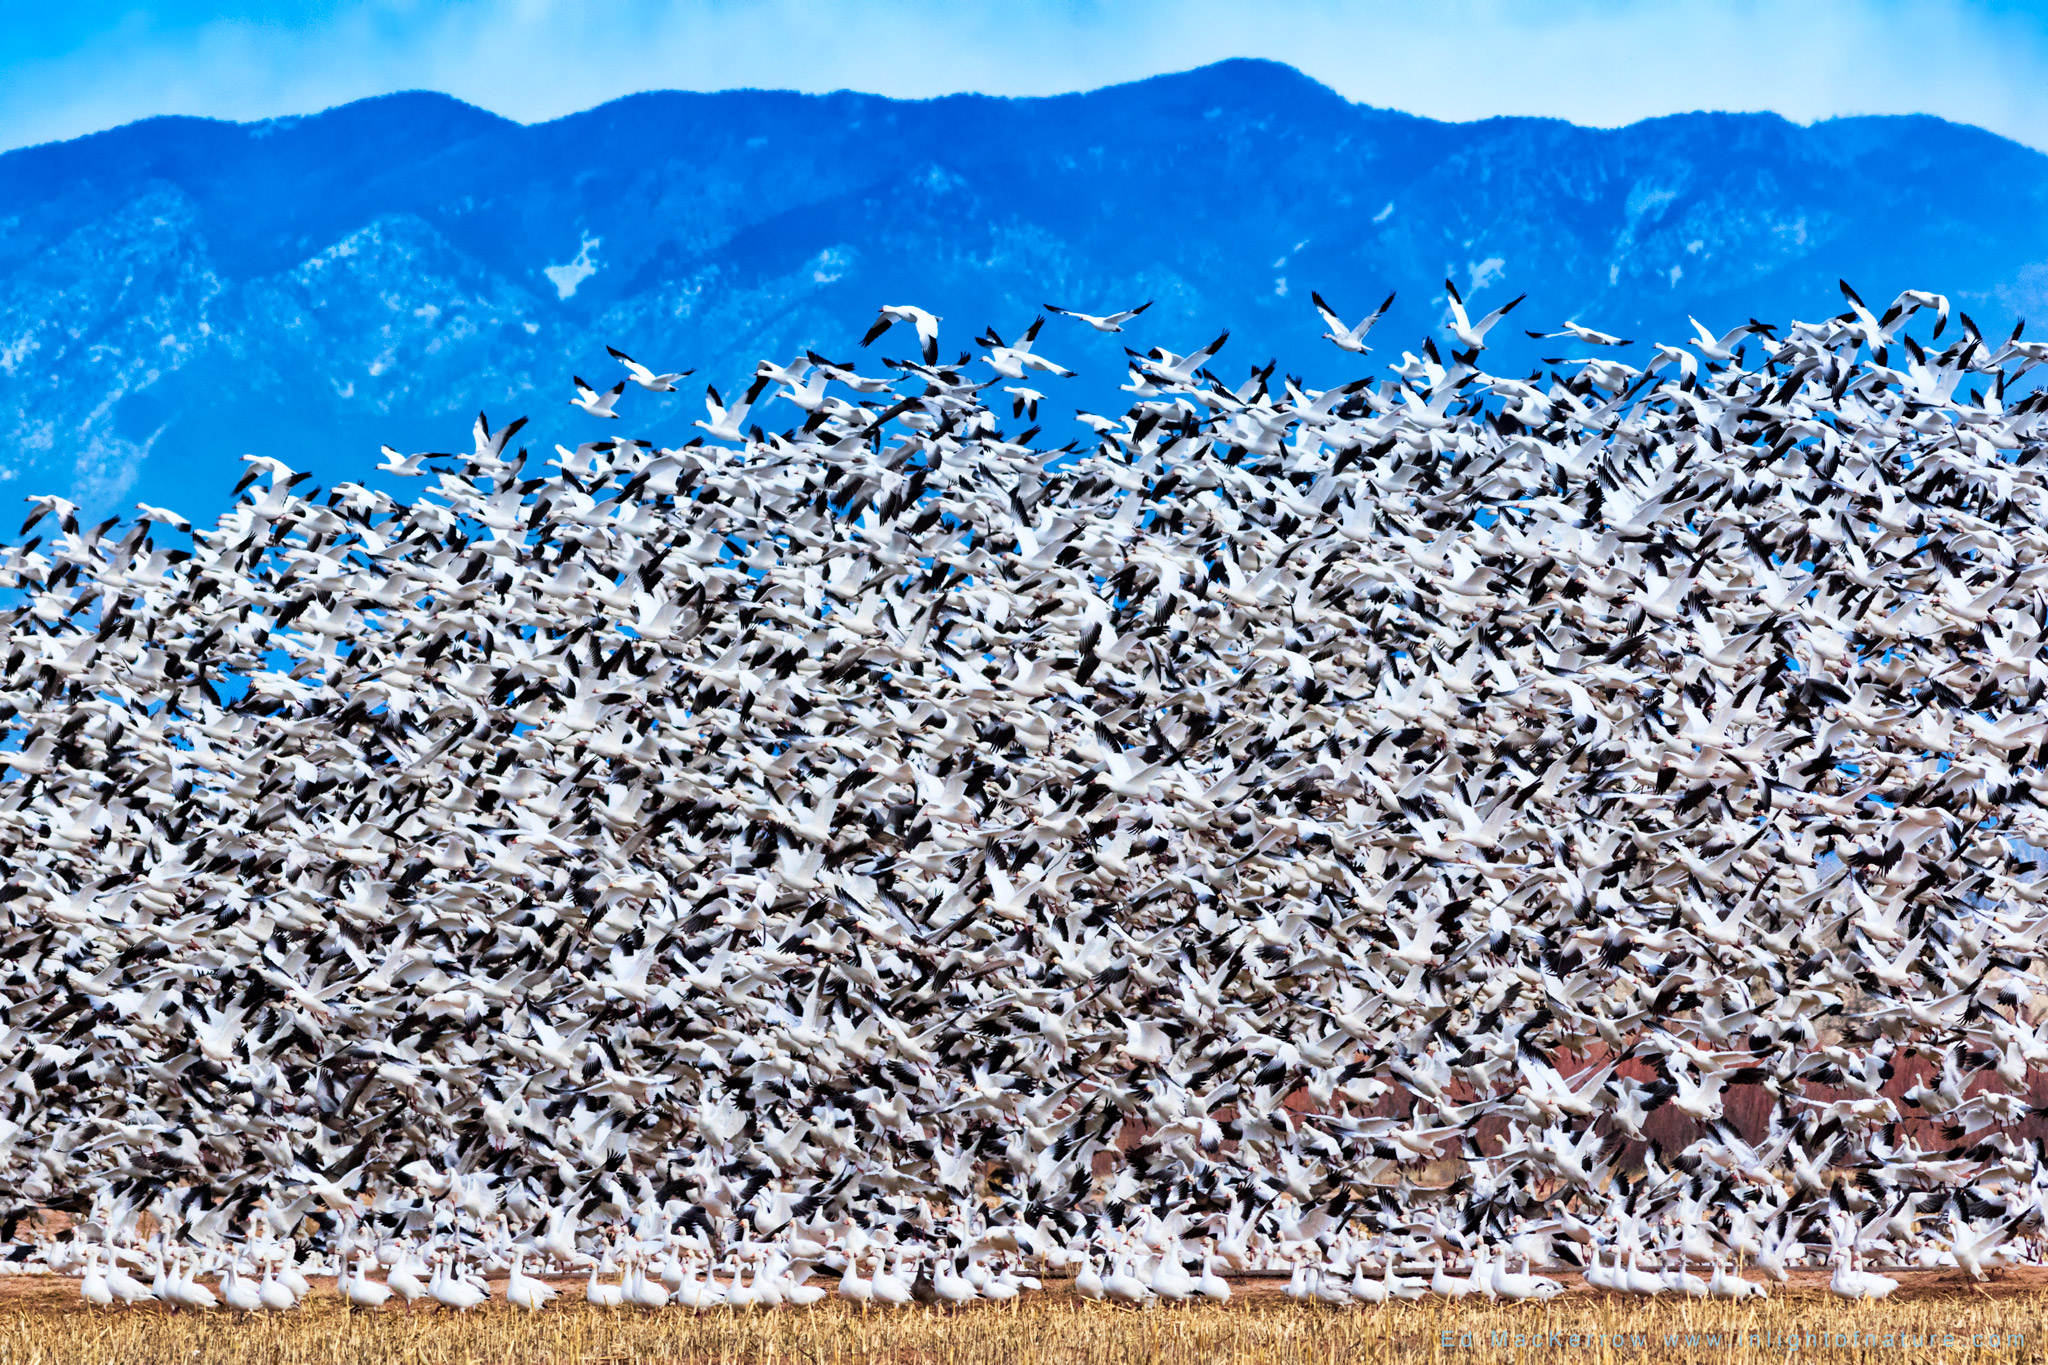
(2, 1, 2047, 152)
(543, 233, 600, 301)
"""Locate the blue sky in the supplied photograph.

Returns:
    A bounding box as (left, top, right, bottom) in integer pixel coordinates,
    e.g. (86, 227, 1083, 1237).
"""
(4, 0, 2048, 152)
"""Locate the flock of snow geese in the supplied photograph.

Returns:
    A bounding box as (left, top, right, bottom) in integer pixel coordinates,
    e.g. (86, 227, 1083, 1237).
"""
(8, 277, 2048, 1311)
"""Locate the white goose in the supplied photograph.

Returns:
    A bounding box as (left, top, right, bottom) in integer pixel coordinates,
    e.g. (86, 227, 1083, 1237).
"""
(586, 1255, 625, 1308)
(624, 1250, 670, 1308)
(1196, 1243, 1231, 1302)
(168, 1251, 219, 1311)
(1492, 1254, 1564, 1301)
(870, 1248, 914, 1306)
(1433, 1250, 1474, 1298)
(386, 1245, 429, 1308)
(342, 1253, 394, 1309)
(1073, 1253, 1106, 1301)
(257, 1255, 298, 1311)
(932, 1253, 976, 1305)
(218, 1258, 264, 1314)
(507, 1251, 557, 1311)
(79, 1246, 113, 1308)
(838, 1252, 875, 1304)
(1382, 1256, 1429, 1301)
(428, 1252, 488, 1311)
(1708, 1259, 1764, 1299)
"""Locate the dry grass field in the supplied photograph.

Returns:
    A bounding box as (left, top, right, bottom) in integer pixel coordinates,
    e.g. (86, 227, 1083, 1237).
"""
(2, 1275, 2047, 1365)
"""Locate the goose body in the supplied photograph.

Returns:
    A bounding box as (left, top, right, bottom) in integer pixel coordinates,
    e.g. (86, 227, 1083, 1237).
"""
(343, 1256, 394, 1308)
(80, 1248, 113, 1308)
(258, 1260, 298, 1311)
(507, 1253, 557, 1311)
(870, 1250, 913, 1306)
(586, 1259, 625, 1308)
(219, 1261, 264, 1313)
(1622, 1250, 1666, 1297)
(428, 1255, 488, 1311)
(838, 1256, 875, 1304)
(1103, 1255, 1152, 1304)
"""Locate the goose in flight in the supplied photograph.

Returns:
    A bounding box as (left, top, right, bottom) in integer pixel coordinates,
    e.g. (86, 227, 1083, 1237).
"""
(694, 375, 771, 443)
(978, 318, 1074, 379)
(1311, 290, 1395, 354)
(861, 305, 942, 363)
(1526, 321, 1632, 346)
(133, 502, 192, 533)
(606, 346, 693, 392)
(1882, 288, 1951, 338)
(375, 446, 453, 478)
(13, 281, 2048, 1307)
(1687, 315, 1770, 364)
(1044, 300, 1152, 332)
(20, 494, 78, 535)
(1129, 329, 1228, 385)
(570, 376, 627, 419)
(1442, 278, 1524, 352)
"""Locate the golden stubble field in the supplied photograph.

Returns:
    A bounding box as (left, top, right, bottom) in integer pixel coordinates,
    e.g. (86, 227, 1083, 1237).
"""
(2, 1276, 2046, 1364)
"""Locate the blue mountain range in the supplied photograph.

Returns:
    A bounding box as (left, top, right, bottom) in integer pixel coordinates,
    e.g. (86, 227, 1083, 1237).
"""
(3, 58, 2046, 521)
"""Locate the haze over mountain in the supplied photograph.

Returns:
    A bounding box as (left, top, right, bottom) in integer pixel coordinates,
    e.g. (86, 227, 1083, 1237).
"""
(3, 57, 2046, 521)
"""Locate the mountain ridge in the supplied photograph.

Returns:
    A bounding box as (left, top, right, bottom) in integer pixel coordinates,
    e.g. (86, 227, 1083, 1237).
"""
(2, 58, 2045, 519)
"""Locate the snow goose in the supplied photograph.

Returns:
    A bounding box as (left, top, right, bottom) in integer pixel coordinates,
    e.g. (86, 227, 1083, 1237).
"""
(169, 1251, 219, 1311)
(783, 1260, 828, 1307)
(387, 1245, 429, 1309)
(1492, 1254, 1563, 1301)
(860, 305, 942, 363)
(1662, 1256, 1710, 1299)
(1073, 1253, 1106, 1301)
(218, 1258, 263, 1313)
(625, 1250, 670, 1308)
(1383, 1256, 1429, 1302)
(257, 1257, 298, 1311)
(870, 1248, 914, 1307)
(428, 1252, 487, 1311)
(607, 346, 692, 392)
(585, 1256, 625, 1308)
(1442, 278, 1524, 353)
(80, 1246, 113, 1308)
(1044, 301, 1151, 333)
(1707, 1260, 1765, 1299)
(1103, 1251, 1151, 1304)
(569, 377, 626, 419)
(932, 1254, 976, 1305)
(1621, 1250, 1666, 1297)
(1433, 1250, 1474, 1298)
(507, 1252, 557, 1311)
(105, 1251, 151, 1306)
(342, 1253, 393, 1309)
(1312, 290, 1395, 354)
(838, 1252, 875, 1304)
(1148, 1245, 1197, 1301)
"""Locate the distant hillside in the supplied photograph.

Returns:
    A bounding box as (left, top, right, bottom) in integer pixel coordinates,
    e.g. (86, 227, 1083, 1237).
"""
(3, 58, 2047, 519)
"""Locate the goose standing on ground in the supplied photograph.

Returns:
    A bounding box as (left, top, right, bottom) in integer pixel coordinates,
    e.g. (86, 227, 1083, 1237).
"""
(507, 1252, 557, 1311)
(342, 1252, 393, 1309)
(586, 1254, 625, 1308)
(79, 1247, 113, 1308)
(1074, 1252, 1106, 1301)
